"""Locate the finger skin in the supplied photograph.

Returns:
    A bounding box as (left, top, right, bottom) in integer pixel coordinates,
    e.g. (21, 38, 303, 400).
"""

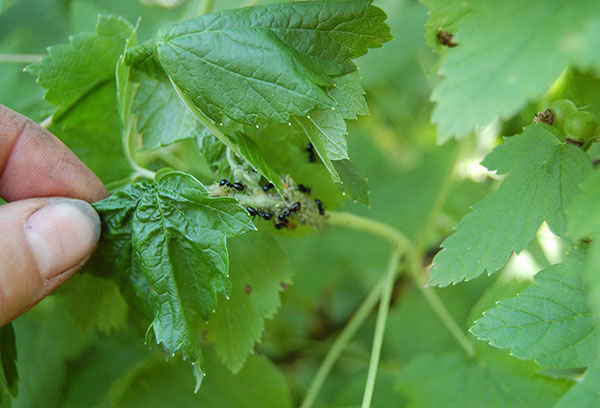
(0, 104, 108, 202)
(0, 106, 108, 325)
(0, 198, 98, 326)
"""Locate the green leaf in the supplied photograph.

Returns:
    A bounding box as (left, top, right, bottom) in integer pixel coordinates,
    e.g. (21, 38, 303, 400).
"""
(420, 0, 470, 52)
(430, 125, 591, 287)
(471, 252, 600, 369)
(132, 71, 205, 151)
(467, 277, 532, 328)
(60, 273, 128, 335)
(12, 298, 90, 408)
(226, 132, 285, 193)
(326, 71, 369, 120)
(294, 112, 346, 182)
(567, 167, 600, 331)
(333, 159, 370, 206)
(568, 167, 600, 239)
(155, 0, 391, 127)
(47, 82, 131, 184)
(169, 80, 285, 193)
(111, 352, 292, 408)
(396, 347, 571, 408)
(30, 15, 134, 184)
(205, 232, 293, 373)
(0, 324, 17, 398)
(25, 15, 133, 121)
(196, 353, 292, 408)
(431, 1, 600, 141)
(555, 361, 600, 408)
(59, 331, 151, 408)
(90, 170, 255, 389)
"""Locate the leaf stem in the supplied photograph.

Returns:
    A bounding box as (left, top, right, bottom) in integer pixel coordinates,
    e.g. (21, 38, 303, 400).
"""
(0, 54, 43, 64)
(198, 0, 215, 15)
(361, 249, 400, 408)
(326, 212, 412, 252)
(326, 211, 475, 357)
(300, 276, 386, 408)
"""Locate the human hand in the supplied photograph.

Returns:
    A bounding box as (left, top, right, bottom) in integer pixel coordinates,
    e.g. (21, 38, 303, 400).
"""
(0, 104, 107, 326)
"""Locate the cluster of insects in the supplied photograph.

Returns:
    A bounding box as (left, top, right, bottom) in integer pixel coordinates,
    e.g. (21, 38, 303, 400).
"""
(208, 141, 329, 230)
(210, 175, 326, 230)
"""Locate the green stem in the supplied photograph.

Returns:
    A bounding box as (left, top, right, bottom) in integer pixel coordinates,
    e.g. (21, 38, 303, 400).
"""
(326, 212, 412, 252)
(0, 54, 42, 64)
(198, 0, 215, 15)
(361, 249, 400, 408)
(326, 212, 475, 357)
(413, 279, 475, 357)
(300, 276, 386, 408)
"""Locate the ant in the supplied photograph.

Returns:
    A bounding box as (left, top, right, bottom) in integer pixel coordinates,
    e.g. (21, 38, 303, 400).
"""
(257, 209, 273, 220)
(315, 199, 325, 215)
(219, 179, 244, 191)
(297, 184, 311, 194)
(306, 143, 316, 163)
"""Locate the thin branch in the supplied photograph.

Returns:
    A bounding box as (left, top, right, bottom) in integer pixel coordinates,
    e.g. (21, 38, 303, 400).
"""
(300, 276, 386, 408)
(361, 249, 400, 408)
(326, 211, 475, 357)
(0, 54, 43, 64)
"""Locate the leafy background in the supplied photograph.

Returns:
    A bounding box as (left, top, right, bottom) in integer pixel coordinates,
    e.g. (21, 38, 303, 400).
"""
(2, 0, 600, 407)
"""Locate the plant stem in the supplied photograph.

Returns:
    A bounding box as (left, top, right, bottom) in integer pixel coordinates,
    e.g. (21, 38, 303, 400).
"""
(326, 212, 412, 252)
(0, 54, 43, 64)
(412, 279, 475, 357)
(361, 249, 400, 408)
(326, 211, 475, 357)
(300, 277, 386, 408)
(198, 0, 214, 15)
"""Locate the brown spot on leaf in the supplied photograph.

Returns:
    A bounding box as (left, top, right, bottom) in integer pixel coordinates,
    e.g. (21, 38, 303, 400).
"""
(244, 284, 252, 294)
(437, 30, 457, 47)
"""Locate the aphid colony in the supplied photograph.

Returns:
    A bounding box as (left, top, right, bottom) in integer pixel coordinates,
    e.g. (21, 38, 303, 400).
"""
(209, 175, 326, 230)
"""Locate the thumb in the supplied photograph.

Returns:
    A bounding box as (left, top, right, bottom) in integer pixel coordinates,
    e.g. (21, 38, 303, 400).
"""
(0, 198, 100, 326)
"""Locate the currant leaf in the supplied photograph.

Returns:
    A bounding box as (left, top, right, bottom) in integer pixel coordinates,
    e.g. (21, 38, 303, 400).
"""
(60, 273, 129, 335)
(430, 125, 591, 287)
(26, 15, 133, 121)
(205, 233, 293, 373)
(471, 251, 600, 369)
(429, 1, 600, 141)
(555, 360, 600, 408)
(88, 170, 255, 389)
(396, 347, 571, 408)
(153, 0, 391, 127)
(132, 71, 205, 151)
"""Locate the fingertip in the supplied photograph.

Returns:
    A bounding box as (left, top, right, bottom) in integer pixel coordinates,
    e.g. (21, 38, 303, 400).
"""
(26, 199, 101, 279)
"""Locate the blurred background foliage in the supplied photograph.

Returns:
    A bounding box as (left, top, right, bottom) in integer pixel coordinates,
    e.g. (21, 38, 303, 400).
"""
(0, 0, 531, 406)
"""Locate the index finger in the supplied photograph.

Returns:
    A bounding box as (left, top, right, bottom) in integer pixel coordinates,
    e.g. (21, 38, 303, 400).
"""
(0, 105, 107, 202)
